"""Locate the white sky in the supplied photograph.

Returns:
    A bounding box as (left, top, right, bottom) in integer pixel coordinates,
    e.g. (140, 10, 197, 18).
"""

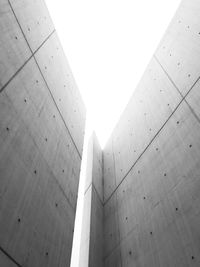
(45, 0, 181, 149)
(44, 1, 181, 266)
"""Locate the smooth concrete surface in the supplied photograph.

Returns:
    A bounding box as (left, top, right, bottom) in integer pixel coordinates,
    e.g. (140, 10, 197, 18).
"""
(0, 0, 31, 92)
(35, 32, 86, 155)
(104, 102, 200, 266)
(10, 0, 54, 53)
(0, 249, 18, 267)
(79, 186, 92, 267)
(0, 1, 86, 266)
(102, 0, 200, 266)
(79, 134, 103, 267)
(103, 57, 182, 202)
(155, 0, 200, 96)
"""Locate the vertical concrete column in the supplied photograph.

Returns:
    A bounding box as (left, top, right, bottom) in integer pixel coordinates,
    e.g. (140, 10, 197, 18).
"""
(79, 133, 103, 267)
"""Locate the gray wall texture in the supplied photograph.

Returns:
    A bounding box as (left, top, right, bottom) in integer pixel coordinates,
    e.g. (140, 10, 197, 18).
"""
(103, 0, 200, 266)
(79, 133, 103, 267)
(0, 1, 86, 266)
(81, 0, 200, 266)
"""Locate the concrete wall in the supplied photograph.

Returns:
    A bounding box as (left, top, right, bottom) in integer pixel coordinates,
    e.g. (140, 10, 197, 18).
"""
(0, 1, 86, 266)
(79, 133, 103, 267)
(103, 0, 200, 266)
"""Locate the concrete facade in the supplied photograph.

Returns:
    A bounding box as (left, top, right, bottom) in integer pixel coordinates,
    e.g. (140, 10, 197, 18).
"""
(2, 0, 200, 266)
(81, 0, 200, 266)
(79, 133, 103, 267)
(0, 1, 86, 267)
(103, 0, 200, 266)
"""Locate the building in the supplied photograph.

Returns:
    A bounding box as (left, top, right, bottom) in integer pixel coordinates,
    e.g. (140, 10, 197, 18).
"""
(0, 1, 85, 266)
(1, 0, 200, 266)
(81, 0, 200, 266)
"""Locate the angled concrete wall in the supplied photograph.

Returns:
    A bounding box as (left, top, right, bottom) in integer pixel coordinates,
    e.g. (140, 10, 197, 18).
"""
(79, 133, 103, 267)
(103, 0, 200, 266)
(0, 1, 86, 266)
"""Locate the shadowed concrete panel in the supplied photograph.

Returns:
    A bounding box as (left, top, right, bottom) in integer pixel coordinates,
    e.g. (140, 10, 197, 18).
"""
(103, 1, 200, 266)
(0, 92, 75, 266)
(103, 137, 116, 202)
(79, 134, 103, 267)
(89, 186, 103, 267)
(3, 58, 81, 210)
(104, 102, 200, 267)
(79, 186, 92, 267)
(0, 0, 31, 92)
(0, 1, 85, 266)
(104, 57, 182, 202)
(9, 0, 54, 52)
(103, 193, 120, 260)
(186, 78, 200, 120)
(35, 32, 86, 156)
(85, 133, 103, 201)
(0, 250, 18, 267)
(92, 134, 103, 202)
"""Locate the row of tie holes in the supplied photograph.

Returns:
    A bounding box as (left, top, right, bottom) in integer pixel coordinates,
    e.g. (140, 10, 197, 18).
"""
(108, 18, 196, 261)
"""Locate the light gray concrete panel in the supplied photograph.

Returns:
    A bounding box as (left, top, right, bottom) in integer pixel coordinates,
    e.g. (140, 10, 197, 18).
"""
(0, 0, 31, 91)
(0, 250, 18, 267)
(79, 134, 103, 267)
(106, 57, 181, 199)
(0, 96, 75, 266)
(84, 133, 103, 201)
(3, 58, 80, 210)
(79, 186, 92, 267)
(0, 1, 85, 265)
(104, 101, 200, 266)
(84, 135, 94, 192)
(103, 193, 120, 259)
(104, 245, 121, 267)
(89, 187, 103, 267)
(155, 0, 200, 96)
(103, 137, 116, 202)
(92, 133, 103, 202)
(35, 32, 86, 155)
(185, 78, 200, 120)
(9, 0, 54, 52)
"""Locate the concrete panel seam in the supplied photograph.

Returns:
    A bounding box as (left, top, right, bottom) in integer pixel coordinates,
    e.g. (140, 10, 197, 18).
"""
(8, 0, 55, 55)
(33, 56, 82, 159)
(0, 25, 81, 159)
(104, 240, 121, 262)
(0, 55, 32, 93)
(32, 29, 56, 55)
(154, 54, 184, 98)
(92, 183, 104, 206)
(8, 0, 33, 54)
(155, 52, 200, 125)
(0, 246, 22, 267)
(85, 182, 103, 206)
(49, 166, 76, 212)
(104, 97, 185, 206)
(184, 98, 200, 124)
(111, 136, 123, 267)
(8, 0, 83, 158)
(3, 98, 76, 212)
(103, 207, 141, 261)
(104, 71, 200, 206)
(102, 150, 105, 203)
(0, 30, 55, 94)
(85, 183, 92, 195)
